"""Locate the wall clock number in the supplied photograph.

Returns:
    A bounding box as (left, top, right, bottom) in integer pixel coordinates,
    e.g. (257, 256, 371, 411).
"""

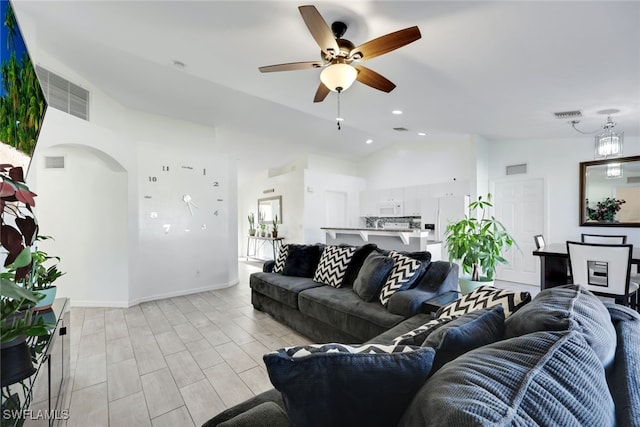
(162, 166, 170, 172)
(203, 168, 206, 176)
(149, 176, 157, 182)
(213, 181, 219, 187)
(213, 210, 219, 216)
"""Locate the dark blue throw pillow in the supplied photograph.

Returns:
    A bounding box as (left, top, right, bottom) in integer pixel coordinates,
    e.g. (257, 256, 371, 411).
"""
(423, 305, 505, 372)
(281, 244, 322, 278)
(263, 343, 435, 427)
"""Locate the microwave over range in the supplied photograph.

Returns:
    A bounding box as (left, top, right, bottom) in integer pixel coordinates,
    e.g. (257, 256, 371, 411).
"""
(377, 201, 403, 216)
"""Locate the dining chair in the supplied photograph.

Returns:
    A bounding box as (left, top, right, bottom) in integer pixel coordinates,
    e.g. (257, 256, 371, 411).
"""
(581, 233, 627, 244)
(567, 241, 638, 310)
(533, 235, 546, 250)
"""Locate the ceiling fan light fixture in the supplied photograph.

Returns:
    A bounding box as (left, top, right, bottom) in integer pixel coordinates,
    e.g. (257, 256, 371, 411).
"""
(320, 63, 357, 92)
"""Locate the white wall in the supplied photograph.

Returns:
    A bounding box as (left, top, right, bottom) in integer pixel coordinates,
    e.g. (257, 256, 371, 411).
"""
(23, 34, 239, 307)
(303, 169, 367, 244)
(238, 155, 366, 256)
(487, 135, 640, 246)
(356, 137, 476, 189)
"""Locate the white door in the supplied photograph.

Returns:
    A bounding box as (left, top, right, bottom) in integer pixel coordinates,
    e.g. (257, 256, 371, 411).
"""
(325, 191, 348, 227)
(493, 178, 545, 285)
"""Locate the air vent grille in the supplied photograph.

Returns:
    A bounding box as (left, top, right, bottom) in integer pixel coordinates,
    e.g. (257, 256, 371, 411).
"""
(553, 110, 582, 120)
(44, 156, 65, 169)
(36, 66, 89, 121)
(393, 127, 409, 132)
(506, 163, 527, 175)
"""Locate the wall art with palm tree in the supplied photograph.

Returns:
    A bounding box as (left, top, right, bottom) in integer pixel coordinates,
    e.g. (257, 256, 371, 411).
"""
(0, 0, 47, 166)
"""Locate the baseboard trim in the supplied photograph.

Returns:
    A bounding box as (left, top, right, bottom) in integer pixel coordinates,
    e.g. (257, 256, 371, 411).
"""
(68, 279, 239, 308)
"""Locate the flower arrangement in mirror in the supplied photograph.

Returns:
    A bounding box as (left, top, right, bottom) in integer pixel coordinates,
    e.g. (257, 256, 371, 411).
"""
(586, 197, 626, 222)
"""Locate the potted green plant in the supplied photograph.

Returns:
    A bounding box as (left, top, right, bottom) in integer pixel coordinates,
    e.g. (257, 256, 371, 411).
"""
(1, 164, 51, 386)
(26, 236, 65, 310)
(271, 214, 279, 238)
(259, 211, 266, 237)
(444, 194, 516, 294)
(248, 212, 256, 236)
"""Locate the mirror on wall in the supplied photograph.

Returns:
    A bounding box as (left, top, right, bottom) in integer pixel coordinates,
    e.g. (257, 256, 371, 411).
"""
(258, 195, 282, 224)
(579, 155, 640, 227)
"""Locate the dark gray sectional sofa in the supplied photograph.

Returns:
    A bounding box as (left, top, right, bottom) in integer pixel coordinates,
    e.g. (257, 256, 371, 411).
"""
(203, 285, 640, 427)
(250, 244, 459, 343)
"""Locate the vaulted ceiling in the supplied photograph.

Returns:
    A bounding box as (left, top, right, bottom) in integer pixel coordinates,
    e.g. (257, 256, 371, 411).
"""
(13, 1, 640, 177)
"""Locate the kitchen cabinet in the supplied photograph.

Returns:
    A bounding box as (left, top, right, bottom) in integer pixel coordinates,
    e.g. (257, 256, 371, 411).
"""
(429, 180, 470, 198)
(359, 190, 378, 217)
(403, 185, 429, 217)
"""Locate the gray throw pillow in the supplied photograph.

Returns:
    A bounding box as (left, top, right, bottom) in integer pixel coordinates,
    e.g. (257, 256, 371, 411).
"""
(423, 306, 505, 372)
(400, 330, 615, 427)
(504, 284, 616, 366)
(353, 252, 395, 302)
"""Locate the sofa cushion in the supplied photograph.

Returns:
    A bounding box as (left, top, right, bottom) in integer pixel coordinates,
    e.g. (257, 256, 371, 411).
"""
(250, 272, 323, 309)
(379, 251, 423, 306)
(353, 252, 395, 302)
(400, 330, 615, 427)
(504, 284, 617, 366)
(298, 286, 405, 341)
(340, 243, 377, 287)
(282, 244, 322, 278)
(435, 285, 530, 319)
(423, 305, 505, 372)
(313, 245, 357, 288)
(272, 244, 289, 273)
(264, 343, 435, 427)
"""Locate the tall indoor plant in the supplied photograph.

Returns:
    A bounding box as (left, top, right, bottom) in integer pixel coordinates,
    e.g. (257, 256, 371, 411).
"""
(1, 164, 50, 387)
(444, 194, 516, 294)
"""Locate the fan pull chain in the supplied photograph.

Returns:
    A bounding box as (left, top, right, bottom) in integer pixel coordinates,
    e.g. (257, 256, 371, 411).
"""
(336, 89, 342, 130)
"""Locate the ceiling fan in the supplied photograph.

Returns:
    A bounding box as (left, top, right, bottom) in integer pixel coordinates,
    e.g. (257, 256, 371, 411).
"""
(259, 5, 422, 103)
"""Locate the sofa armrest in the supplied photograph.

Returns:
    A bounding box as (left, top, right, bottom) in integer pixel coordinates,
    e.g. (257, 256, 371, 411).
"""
(217, 402, 292, 427)
(386, 262, 459, 317)
(387, 289, 441, 317)
(202, 389, 284, 427)
(413, 261, 458, 293)
(606, 304, 640, 427)
(263, 260, 275, 273)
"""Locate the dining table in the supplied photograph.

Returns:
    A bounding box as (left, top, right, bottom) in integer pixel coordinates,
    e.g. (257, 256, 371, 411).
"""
(532, 242, 640, 290)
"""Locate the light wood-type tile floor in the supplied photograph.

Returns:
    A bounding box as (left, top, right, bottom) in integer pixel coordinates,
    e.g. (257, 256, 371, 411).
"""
(59, 260, 538, 427)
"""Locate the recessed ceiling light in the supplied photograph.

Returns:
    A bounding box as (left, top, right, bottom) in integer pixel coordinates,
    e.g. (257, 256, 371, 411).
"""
(392, 110, 403, 115)
(366, 139, 373, 144)
(336, 117, 344, 121)
(418, 132, 426, 136)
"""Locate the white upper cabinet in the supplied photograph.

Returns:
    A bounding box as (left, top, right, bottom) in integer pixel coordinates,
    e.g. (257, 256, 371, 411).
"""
(359, 190, 378, 217)
(403, 185, 430, 217)
(429, 180, 470, 198)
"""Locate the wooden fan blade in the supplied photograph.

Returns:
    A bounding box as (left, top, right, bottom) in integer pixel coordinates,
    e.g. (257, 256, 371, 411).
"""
(299, 5, 340, 56)
(313, 82, 330, 103)
(259, 61, 324, 73)
(350, 26, 421, 61)
(354, 65, 396, 92)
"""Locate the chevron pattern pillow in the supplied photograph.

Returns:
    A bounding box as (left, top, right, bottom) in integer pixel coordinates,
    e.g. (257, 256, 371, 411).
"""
(379, 251, 423, 306)
(274, 343, 423, 358)
(272, 244, 289, 273)
(435, 285, 531, 319)
(392, 316, 453, 346)
(313, 245, 357, 287)
(264, 343, 435, 427)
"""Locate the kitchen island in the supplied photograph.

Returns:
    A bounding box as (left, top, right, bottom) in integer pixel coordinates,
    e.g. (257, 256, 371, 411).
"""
(321, 227, 442, 260)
